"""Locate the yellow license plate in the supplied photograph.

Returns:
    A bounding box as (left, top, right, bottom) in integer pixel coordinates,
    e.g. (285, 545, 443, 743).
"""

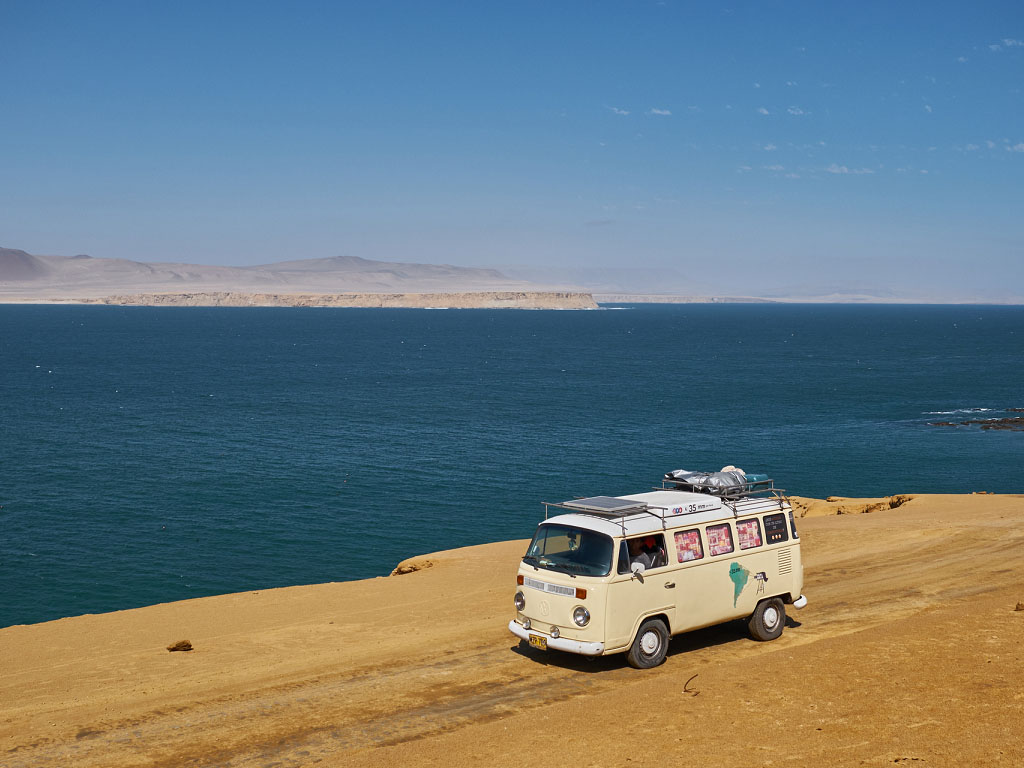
(528, 634, 547, 650)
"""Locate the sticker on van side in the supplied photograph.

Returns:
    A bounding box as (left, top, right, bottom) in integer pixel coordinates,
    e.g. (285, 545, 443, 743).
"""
(671, 500, 719, 515)
(729, 562, 750, 606)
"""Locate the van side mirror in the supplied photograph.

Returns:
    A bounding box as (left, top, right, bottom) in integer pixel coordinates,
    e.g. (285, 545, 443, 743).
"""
(631, 562, 646, 583)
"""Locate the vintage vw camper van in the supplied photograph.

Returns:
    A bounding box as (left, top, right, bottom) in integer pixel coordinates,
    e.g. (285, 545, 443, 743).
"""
(508, 472, 806, 668)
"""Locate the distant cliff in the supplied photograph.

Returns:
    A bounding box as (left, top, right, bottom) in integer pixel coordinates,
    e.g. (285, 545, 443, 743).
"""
(83, 291, 599, 309)
(0, 248, 553, 299)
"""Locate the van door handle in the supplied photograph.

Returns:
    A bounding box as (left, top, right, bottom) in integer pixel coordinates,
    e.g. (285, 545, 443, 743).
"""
(664, 582, 675, 589)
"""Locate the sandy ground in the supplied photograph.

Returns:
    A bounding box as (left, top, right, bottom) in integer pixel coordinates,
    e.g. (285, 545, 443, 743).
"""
(2, 493, 1023, 767)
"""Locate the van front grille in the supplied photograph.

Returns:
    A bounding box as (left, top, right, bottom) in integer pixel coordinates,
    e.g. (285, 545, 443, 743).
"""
(778, 549, 792, 574)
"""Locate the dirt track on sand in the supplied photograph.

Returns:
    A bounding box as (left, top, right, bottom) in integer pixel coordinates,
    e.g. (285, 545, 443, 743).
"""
(2, 494, 1023, 767)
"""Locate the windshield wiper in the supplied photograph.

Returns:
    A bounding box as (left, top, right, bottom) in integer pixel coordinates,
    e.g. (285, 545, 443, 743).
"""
(522, 554, 540, 570)
(540, 562, 576, 578)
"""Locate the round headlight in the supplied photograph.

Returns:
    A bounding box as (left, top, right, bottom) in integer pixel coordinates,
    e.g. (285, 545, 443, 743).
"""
(572, 606, 590, 627)
(514, 591, 525, 611)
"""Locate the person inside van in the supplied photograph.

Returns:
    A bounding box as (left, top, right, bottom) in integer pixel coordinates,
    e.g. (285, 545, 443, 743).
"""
(628, 537, 655, 570)
(643, 536, 667, 568)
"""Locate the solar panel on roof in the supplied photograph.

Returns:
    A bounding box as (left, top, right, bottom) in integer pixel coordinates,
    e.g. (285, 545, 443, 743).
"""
(560, 496, 647, 515)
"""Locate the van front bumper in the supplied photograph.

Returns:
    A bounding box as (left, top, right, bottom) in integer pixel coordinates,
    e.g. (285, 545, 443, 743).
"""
(508, 620, 604, 656)
(792, 594, 808, 609)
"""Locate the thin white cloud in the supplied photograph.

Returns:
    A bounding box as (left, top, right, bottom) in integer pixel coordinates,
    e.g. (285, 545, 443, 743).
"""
(957, 56, 968, 63)
(737, 165, 753, 173)
(763, 164, 785, 171)
(990, 44, 1002, 51)
(607, 106, 630, 116)
(757, 107, 770, 115)
(787, 106, 807, 115)
(1008, 143, 1024, 152)
(687, 105, 701, 112)
(763, 143, 777, 151)
(965, 143, 980, 151)
(785, 173, 800, 179)
(647, 108, 672, 116)
(1003, 38, 1023, 47)
(786, 81, 797, 86)
(753, 82, 761, 88)
(825, 163, 874, 175)
(987, 140, 996, 149)
(924, 104, 933, 113)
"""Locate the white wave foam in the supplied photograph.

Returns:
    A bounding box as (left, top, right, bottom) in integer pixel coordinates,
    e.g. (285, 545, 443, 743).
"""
(923, 408, 993, 415)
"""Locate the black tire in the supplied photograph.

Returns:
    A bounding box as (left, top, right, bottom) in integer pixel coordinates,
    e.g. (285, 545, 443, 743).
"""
(748, 597, 786, 641)
(626, 618, 669, 669)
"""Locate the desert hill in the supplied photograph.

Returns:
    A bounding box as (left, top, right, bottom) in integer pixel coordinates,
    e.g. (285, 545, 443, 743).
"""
(0, 247, 51, 281)
(1, 493, 1022, 767)
(0, 247, 539, 300)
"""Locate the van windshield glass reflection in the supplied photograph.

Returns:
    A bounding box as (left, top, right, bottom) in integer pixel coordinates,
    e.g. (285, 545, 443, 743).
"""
(523, 525, 614, 577)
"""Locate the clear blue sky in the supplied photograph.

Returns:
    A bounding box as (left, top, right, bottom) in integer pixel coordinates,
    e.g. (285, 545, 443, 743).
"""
(2, 1, 1022, 297)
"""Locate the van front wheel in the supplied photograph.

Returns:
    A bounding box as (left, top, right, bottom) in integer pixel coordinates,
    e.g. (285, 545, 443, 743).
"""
(626, 618, 669, 669)
(748, 597, 785, 641)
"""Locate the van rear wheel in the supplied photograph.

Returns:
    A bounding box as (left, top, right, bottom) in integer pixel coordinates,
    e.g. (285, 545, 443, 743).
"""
(626, 618, 669, 669)
(748, 597, 785, 641)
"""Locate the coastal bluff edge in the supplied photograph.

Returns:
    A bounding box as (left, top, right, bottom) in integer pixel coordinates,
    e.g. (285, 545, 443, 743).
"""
(2, 493, 1023, 767)
(72, 291, 600, 309)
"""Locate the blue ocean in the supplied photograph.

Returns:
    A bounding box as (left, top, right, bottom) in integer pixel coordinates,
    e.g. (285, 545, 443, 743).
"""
(2, 303, 1022, 627)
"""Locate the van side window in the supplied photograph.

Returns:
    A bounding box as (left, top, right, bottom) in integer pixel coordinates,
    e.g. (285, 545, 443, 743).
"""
(763, 513, 789, 544)
(706, 524, 734, 556)
(737, 519, 762, 549)
(674, 529, 704, 562)
(617, 541, 630, 574)
(618, 534, 668, 573)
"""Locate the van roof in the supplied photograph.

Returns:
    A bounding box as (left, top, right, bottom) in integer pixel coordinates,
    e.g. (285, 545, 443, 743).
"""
(541, 490, 791, 538)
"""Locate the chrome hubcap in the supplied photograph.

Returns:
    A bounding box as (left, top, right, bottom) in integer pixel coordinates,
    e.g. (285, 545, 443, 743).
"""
(640, 630, 660, 655)
(764, 605, 780, 628)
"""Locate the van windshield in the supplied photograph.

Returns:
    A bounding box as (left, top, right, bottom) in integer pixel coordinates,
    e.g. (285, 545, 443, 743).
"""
(523, 524, 613, 577)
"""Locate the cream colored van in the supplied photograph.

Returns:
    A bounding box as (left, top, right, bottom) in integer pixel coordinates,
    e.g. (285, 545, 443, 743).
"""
(508, 479, 806, 668)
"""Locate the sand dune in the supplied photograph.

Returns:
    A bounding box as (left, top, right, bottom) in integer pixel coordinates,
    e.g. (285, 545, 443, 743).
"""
(2, 494, 1022, 767)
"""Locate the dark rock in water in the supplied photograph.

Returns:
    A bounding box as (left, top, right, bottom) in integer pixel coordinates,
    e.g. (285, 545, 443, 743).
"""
(979, 417, 1024, 430)
(928, 416, 1024, 431)
(166, 640, 193, 652)
(1006, 408, 1024, 413)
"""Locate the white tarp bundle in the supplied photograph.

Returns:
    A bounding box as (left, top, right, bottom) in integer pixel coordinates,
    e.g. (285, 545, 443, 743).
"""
(663, 466, 748, 496)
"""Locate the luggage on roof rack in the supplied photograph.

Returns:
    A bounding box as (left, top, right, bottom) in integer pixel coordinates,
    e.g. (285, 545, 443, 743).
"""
(663, 467, 775, 499)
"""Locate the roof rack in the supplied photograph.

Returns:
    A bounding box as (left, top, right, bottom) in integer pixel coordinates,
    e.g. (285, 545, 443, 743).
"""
(541, 480, 792, 535)
(543, 496, 671, 534)
(659, 473, 784, 502)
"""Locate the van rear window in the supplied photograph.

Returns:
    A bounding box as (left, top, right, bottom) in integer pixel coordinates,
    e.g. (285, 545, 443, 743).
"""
(706, 524, 734, 556)
(763, 513, 789, 544)
(674, 529, 704, 562)
(737, 519, 763, 549)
